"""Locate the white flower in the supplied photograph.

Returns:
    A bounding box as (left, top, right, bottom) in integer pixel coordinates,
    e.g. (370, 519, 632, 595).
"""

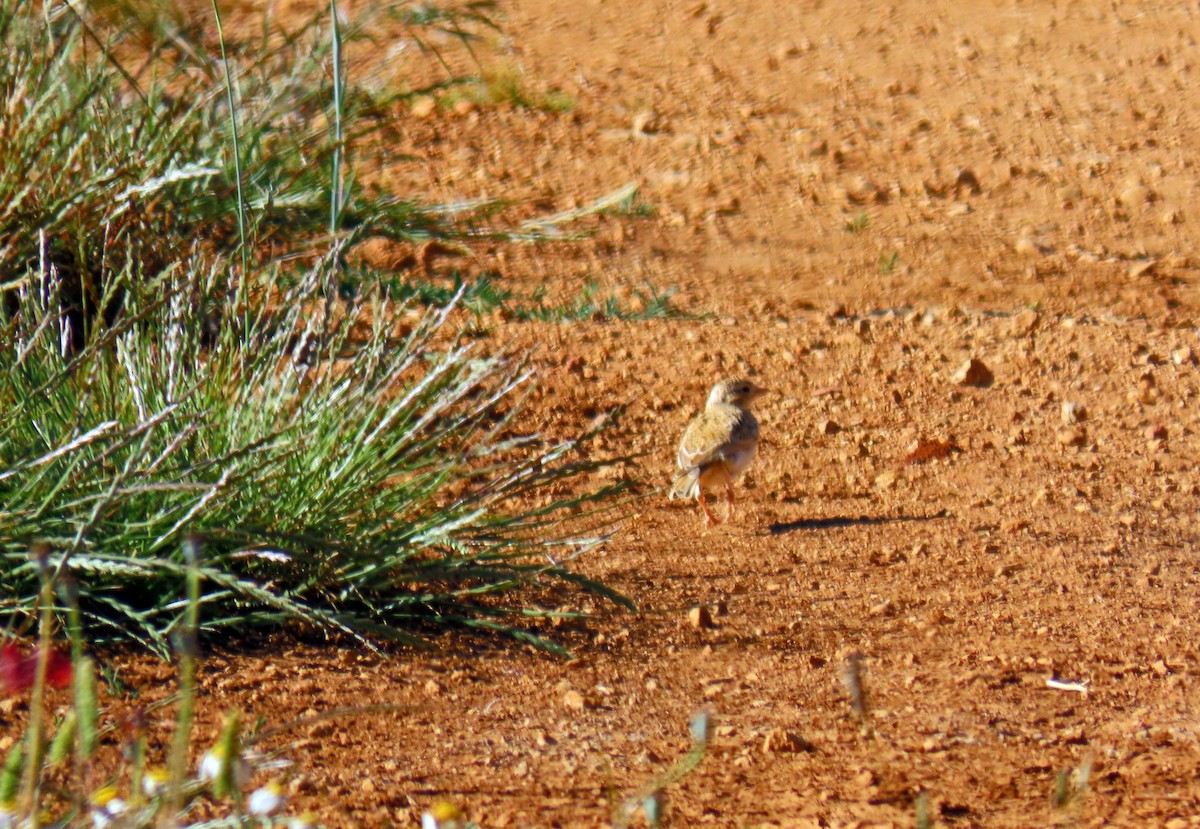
(248, 781, 285, 816)
(422, 801, 464, 829)
(90, 787, 126, 829)
(198, 747, 249, 789)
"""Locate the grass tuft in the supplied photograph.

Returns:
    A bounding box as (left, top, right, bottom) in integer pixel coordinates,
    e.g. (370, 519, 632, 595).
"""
(845, 211, 870, 234)
(0, 259, 634, 654)
(0, 0, 636, 655)
(472, 62, 575, 112)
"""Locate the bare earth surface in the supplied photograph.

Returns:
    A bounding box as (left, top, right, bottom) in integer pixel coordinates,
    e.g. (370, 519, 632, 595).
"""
(29, 0, 1200, 826)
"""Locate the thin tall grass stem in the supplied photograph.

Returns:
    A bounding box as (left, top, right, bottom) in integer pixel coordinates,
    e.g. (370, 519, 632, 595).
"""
(209, 0, 249, 283)
(17, 545, 54, 828)
(329, 0, 345, 236)
(166, 536, 203, 825)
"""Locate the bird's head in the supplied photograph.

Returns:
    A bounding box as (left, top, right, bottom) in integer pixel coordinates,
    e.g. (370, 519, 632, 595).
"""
(708, 378, 768, 407)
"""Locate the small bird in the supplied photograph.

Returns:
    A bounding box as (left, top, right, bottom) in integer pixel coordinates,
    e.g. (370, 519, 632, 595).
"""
(669, 378, 767, 525)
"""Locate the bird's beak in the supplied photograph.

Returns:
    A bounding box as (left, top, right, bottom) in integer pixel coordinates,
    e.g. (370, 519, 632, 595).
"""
(750, 385, 770, 399)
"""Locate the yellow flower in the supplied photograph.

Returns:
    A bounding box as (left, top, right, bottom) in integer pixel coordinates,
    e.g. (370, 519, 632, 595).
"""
(142, 767, 170, 798)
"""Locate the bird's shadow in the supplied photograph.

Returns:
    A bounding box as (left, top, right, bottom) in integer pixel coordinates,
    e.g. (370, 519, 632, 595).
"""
(767, 509, 949, 535)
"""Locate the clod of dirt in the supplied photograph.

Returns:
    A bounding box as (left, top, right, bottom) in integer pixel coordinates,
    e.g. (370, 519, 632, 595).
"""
(1013, 237, 1040, 256)
(562, 689, 589, 711)
(1061, 401, 1087, 425)
(762, 729, 815, 754)
(772, 41, 803, 62)
(410, 96, 437, 118)
(840, 176, 886, 204)
(688, 606, 715, 629)
(1056, 426, 1087, 448)
(1058, 183, 1084, 206)
(955, 168, 981, 195)
(819, 419, 841, 435)
(905, 438, 961, 464)
(1132, 373, 1158, 405)
(1145, 424, 1168, 442)
(1128, 259, 1157, 278)
(1010, 308, 1040, 336)
(1172, 347, 1196, 365)
(1117, 183, 1153, 207)
(632, 109, 663, 136)
(953, 358, 994, 388)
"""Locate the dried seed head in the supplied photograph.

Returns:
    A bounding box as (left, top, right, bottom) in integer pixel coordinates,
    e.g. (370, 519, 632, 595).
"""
(642, 791, 666, 827)
(840, 651, 870, 722)
(689, 709, 712, 745)
(29, 541, 51, 574)
(171, 628, 200, 661)
(55, 571, 79, 606)
(182, 534, 204, 567)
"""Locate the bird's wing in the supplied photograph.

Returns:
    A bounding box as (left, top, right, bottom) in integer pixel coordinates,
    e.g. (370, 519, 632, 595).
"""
(676, 410, 756, 471)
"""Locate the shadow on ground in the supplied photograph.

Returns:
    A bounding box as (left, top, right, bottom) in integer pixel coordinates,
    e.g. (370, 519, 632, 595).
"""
(767, 510, 950, 535)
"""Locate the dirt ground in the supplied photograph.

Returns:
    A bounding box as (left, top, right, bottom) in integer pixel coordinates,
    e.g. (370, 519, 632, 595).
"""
(38, 0, 1200, 825)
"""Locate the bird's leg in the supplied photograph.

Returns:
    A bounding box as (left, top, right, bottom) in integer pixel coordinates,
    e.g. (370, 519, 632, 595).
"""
(725, 483, 736, 521)
(698, 492, 718, 526)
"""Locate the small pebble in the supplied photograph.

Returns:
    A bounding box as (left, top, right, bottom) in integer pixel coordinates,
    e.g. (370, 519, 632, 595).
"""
(1117, 183, 1151, 207)
(1061, 401, 1087, 425)
(1056, 426, 1087, 447)
(1145, 424, 1168, 441)
(563, 689, 588, 711)
(1010, 308, 1040, 336)
(410, 96, 437, 118)
(953, 358, 994, 388)
(688, 606, 714, 629)
(762, 729, 814, 754)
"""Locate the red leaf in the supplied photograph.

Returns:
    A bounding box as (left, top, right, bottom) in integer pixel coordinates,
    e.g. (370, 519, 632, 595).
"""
(0, 642, 72, 695)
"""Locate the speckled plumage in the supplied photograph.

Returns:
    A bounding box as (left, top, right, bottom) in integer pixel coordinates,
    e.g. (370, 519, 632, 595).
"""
(669, 378, 766, 525)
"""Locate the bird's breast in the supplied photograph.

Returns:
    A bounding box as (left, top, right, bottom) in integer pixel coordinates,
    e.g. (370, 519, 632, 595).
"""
(724, 443, 757, 477)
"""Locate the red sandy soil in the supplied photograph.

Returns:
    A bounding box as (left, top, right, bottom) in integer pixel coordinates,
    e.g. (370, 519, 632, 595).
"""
(7, 0, 1200, 826)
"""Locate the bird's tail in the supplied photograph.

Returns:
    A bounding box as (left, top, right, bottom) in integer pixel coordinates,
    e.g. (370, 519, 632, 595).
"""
(669, 469, 700, 500)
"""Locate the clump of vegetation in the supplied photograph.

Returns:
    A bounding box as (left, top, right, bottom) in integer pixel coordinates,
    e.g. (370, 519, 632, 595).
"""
(844, 211, 870, 234)
(1, 548, 709, 827)
(1053, 756, 1092, 812)
(464, 61, 575, 113)
(0, 0, 637, 657)
(345, 270, 686, 322)
(518, 279, 681, 322)
(2, 542, 315, 827)
(599, 191, 659, 220)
